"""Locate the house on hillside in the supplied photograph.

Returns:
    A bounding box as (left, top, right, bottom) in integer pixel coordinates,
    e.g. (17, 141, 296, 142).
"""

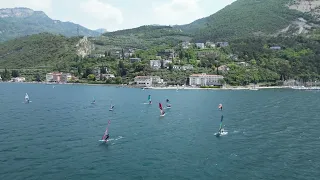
(157, 49, 175, 59)
(218, 65, 230, 73)
(182, 41, 191, 49)
(195, 43, 205, 49)
(270, 46, 281, 50)
(182, 64, 194, 70)
(216, 42, 229, 47)
(101, 74, 115, 80)
(173, 65, 181, 70)
(163, 60, 172, 67)
(197, 51, 218, 59)
(150, 60, 161, 69)
(206, 41, 216, 48)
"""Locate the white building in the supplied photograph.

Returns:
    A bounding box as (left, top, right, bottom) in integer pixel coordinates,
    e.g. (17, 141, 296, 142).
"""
(182, 64, 194, 70)
(102, 74, 115, 79)
(206, 41, 216, 48)
(134, 76, 163, 87)
(11, 77, 26, 82)
(189, 73, 224, 86)
(46, 72, 72, 83)
(182, 41, 191, 49)
(195, 43, 205, 49)
(150, 60, 161, 69)
(173, 65, 181, 70)
(163, 60, 172, 67)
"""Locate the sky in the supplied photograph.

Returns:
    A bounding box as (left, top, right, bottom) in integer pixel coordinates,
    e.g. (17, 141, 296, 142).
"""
(0, 0, 236, 31)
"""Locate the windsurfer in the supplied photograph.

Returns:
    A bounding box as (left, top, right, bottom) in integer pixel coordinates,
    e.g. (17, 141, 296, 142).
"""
(166, 99, 171, 107)
(218, 104, 223, 111)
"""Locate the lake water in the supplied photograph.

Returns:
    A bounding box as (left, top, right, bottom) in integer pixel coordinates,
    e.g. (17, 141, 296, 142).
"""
(0, 83, 320, 180)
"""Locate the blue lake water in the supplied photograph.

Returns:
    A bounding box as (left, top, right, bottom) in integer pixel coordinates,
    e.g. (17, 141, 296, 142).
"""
(0, 83, 320, 180)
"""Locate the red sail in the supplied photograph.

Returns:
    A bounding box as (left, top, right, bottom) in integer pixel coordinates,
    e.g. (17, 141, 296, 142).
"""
(159, 103, 163, 110)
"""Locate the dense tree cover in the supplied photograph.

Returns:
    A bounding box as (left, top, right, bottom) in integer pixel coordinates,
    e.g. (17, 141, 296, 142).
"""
(1, 30, 320, 86)
(0, 8, 99, 42)
(0, 33, 80, 68)
(178, 0, 315, 42)
(92, 26, 192, 50)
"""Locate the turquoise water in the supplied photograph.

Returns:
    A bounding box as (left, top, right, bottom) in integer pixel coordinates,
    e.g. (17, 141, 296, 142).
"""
(1, 83, 320, 180)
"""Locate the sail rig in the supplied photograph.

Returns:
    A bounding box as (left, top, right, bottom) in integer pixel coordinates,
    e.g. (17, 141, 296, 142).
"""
(25, 93, 29, 102)
(159, 103, 165, 115)
(102, 120, 111, 140)
(219, 115, 224, 132)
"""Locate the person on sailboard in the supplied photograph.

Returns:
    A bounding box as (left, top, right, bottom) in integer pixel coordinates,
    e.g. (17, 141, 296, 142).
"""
(218, 104, 223, 111)
(105, 134, 110, 140)
(148, 95, 152, 104)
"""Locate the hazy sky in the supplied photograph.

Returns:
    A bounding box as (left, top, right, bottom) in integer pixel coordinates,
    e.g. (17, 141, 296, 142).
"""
(0, 0, 236, 31)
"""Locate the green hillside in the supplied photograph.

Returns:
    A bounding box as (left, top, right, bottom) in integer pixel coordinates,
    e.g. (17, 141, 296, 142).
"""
(0, 8, 100, 42)
(179, 0, 316, 41)
(0, 33, 79, 69)
(92, 25, 192, 50)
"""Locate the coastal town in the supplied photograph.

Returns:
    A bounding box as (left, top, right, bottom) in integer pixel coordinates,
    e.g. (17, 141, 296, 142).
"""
(0, 40, 231, 88)
(1, 39, 319, 90)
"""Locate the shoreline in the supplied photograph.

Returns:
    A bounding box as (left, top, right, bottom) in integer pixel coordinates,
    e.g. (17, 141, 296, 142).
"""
(0, 81, 292, 90)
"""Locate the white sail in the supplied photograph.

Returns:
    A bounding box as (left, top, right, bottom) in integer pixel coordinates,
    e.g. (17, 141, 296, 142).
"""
(25, 93, 29, 100)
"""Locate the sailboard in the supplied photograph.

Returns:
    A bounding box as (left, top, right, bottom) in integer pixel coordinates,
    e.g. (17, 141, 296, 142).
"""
(99, 120, 111, 142)
(214, 115, 228, 137)
(159, 103, 166, 117)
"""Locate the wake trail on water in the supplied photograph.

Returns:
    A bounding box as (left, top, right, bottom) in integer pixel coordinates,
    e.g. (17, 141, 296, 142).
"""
(107, 136, 124, 142)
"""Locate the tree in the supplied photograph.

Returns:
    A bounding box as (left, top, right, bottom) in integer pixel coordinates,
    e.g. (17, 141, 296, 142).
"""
(100, 67, 107, 74)
(115, 77, 122, 84)
(87, 74, 96, 81)
(168, 63, 173, 71)
(121, 49, 125, 60)
(11, 70, 20, 78)
(34, 74, 41, 82)
(1, 68, 11, 81)
(160, 60, 164, 69)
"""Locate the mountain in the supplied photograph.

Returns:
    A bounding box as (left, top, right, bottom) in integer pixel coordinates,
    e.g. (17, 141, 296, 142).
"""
(0, 7, 100, 42)
(177, 0, 320, 42)
(95, 28, 108, 34)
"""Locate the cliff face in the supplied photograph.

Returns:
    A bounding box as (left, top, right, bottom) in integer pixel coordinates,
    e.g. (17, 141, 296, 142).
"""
(76, 36, 95, 58)
(288, 0, 320, 17)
